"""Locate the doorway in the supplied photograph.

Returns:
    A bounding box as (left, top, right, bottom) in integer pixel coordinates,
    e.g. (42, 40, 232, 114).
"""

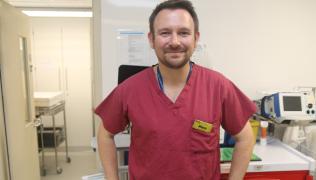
(31, 17, 93, 148)
(30, 17, 95, 178)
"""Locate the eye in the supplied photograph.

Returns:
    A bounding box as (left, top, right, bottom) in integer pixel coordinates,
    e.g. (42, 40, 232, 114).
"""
(179, 31, 190, 37)
(159, 31, 171, 37)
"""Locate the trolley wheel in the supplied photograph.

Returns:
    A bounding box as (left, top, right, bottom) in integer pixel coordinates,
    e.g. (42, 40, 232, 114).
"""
(40, 168, 47, 176)
(67, 157, 71, 163)
(56, 167, 63, 174)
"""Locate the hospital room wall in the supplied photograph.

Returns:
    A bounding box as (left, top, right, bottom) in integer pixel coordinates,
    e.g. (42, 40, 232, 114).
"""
(31, 17, 93, 147)
(97, 0, 316, 101)
(195, 0, 316, 99)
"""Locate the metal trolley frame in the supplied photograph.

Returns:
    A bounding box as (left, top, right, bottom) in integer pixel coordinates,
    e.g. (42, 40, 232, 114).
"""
(36, 100, 71, 175)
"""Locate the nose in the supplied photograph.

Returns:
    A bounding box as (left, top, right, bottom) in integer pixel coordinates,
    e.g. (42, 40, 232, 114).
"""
(169, 33, 180, 47)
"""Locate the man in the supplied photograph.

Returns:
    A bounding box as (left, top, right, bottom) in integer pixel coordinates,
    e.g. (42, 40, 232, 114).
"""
(96, 0, 256, 180)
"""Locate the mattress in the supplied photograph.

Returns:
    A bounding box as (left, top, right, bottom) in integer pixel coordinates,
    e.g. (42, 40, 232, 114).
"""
(33, 91, 64, 107)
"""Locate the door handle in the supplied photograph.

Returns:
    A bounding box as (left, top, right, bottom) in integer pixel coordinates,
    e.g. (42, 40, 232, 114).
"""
(33, 117, 42, 127)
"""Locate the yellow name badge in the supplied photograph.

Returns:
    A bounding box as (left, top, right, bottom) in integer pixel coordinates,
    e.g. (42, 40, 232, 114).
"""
(192, 120, 213, 133)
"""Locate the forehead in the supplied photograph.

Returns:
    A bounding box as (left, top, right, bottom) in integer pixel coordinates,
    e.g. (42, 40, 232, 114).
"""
(153, 9, 194, 31)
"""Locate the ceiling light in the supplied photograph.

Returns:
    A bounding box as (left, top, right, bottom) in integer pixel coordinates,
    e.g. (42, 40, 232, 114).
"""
(22, 10, 93, 17)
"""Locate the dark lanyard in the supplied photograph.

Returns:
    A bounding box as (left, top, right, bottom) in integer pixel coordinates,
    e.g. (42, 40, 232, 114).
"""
(157, 62, 193, 92)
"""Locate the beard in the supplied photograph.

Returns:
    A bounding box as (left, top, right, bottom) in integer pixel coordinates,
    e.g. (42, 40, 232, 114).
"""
(158, 47, 192, 69)
(160, 56, 190, 69)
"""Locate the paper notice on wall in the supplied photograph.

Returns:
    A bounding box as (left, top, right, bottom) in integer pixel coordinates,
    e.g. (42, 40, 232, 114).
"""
(117, 30, 156, 66)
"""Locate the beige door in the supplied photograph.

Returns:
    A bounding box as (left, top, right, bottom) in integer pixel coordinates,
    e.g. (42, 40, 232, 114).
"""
(0, 84, 10, 180)
(0, 1, 40, 180)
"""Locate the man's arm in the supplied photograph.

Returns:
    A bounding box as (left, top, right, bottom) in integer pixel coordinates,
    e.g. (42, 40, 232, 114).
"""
(97, 124, 119, 180)
(229, 121, 255, 180)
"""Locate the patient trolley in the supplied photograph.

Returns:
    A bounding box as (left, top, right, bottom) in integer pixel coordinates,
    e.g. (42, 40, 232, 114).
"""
(34, 92, 71, 175)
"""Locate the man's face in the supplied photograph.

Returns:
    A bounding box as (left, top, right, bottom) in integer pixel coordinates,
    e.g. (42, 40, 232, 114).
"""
(148, 9, 199, 69)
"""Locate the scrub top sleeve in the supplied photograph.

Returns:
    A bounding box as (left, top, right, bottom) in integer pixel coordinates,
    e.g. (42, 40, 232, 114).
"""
(95, 86, 129, 135)
(221, 80, 257, 136)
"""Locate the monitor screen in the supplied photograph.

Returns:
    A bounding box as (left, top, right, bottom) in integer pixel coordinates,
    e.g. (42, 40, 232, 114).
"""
(118, 65, 149, 84)
(283, 96, 302, 111)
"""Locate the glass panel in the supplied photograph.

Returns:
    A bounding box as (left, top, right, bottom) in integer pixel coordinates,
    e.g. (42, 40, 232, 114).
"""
(19, 37, 31, 123)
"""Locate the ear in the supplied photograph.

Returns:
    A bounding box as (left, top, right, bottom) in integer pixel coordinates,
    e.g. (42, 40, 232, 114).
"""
(148, 32, 154, 49)
(194, 31, 200, 48)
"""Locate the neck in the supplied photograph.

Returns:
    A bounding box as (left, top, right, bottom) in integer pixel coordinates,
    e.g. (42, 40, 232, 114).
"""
(157, 62, 191, 85)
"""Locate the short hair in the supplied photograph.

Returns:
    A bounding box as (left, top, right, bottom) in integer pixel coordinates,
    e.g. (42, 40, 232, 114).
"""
(149, 0, 199, 34)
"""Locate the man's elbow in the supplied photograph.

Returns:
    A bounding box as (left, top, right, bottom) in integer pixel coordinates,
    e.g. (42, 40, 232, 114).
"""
(97, 124, 114, 143)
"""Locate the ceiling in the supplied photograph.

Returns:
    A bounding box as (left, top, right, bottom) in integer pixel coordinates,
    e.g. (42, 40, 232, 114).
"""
(4, 0, 92, 8)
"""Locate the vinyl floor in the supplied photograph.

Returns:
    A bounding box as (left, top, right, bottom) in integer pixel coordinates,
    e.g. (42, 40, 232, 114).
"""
(40, 150, 100, 180)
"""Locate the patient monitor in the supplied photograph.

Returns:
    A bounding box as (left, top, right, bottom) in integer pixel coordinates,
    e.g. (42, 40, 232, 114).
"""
(261, 92, 316, 123)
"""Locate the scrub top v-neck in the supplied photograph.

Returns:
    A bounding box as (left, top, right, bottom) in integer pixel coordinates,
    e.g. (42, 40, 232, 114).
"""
(150, 63, 197, 108)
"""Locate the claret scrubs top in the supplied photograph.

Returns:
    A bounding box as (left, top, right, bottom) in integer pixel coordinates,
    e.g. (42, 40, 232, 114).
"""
(95, 64, 257, 180)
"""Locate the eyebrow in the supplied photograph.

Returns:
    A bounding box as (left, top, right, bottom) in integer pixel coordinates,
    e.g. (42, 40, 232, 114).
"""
(156, 27, 192, 33)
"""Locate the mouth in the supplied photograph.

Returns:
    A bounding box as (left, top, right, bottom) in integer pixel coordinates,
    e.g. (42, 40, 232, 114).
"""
(164, 48, 186, 58)
(166, 51, 184, 56)
(166, 50, 185, 54)
(166, 52, 185, 59)
(167, 51, 183, 54)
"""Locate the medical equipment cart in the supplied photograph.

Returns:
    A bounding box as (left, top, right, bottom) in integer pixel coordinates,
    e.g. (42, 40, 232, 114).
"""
(37, 115, 46, 176)
(36, 100, 71, 175)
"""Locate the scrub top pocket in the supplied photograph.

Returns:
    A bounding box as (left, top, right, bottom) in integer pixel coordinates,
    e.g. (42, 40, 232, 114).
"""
(189, 125, 220, 180)
(190, 125, 218, 153)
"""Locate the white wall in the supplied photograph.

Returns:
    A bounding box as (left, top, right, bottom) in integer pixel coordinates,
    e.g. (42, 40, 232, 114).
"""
(31, 17, 93, 147)
(98, 0, 316, 100)
(194, 0, 316, 99)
